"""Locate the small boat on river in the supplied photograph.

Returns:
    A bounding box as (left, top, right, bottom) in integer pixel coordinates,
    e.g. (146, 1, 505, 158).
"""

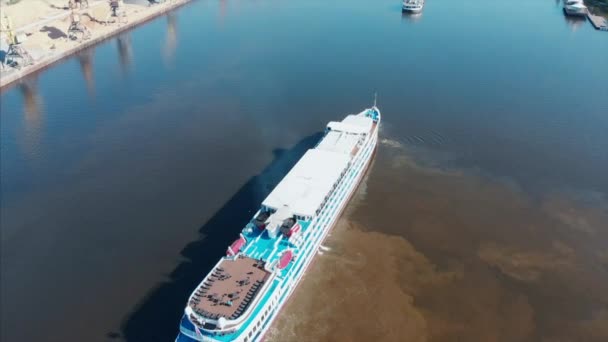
(563, 0, 588, 17)
(402, 0, 424, 13)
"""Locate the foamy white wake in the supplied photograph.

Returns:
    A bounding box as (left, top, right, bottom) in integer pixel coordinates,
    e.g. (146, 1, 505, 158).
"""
(380, 138, 403, 149)
(319, 245, 331, 252)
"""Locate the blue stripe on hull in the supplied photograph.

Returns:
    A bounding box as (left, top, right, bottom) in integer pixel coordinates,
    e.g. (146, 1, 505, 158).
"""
(176, 332, 196, 342)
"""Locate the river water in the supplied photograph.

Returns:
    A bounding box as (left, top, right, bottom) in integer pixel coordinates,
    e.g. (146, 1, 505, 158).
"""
(1, 0, 607, 341)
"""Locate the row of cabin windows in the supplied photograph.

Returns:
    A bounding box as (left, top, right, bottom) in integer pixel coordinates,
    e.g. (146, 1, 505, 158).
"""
(317, 144, 371, 220)
(305, 142, 372, 264)
(319, 161, 356, 214)
(316, 167, 349, 215)
(244, 296, 278, 342)
(315, 139, 372, 216)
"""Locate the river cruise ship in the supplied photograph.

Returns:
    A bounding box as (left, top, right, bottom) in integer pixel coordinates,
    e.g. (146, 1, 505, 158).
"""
(176, 103, 381, 342)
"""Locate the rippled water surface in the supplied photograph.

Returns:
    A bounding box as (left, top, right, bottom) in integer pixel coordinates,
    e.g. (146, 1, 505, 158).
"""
(1, 0, 607, 341)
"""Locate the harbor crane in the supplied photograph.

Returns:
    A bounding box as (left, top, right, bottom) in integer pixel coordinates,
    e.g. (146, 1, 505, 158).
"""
(1, 14, 33, 70)
(105, 0, 128, 25)
(69, 0, 89, 10)
(67, 9, 92, 41)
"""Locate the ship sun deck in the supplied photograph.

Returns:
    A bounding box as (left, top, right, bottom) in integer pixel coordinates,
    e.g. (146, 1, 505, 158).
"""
(262, 149, 351, 218)
(261, 113, 374, 219)
(317, 131, 360, 155)
(189, 256, 271, 322)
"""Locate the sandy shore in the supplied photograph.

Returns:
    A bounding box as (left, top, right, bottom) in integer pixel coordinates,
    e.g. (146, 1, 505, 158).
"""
(0, 0, 191, 89)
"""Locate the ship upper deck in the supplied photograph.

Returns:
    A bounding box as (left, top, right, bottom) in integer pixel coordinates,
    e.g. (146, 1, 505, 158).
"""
(261, 113, 374, 218)
(188, 256, 271, 322)
(261, 149, 351, 218)
(316, 131, 360, 154)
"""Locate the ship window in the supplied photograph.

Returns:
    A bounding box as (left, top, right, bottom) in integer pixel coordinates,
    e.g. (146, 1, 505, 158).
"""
(253, 326, 257, 333)
(244, 338, 248, 342)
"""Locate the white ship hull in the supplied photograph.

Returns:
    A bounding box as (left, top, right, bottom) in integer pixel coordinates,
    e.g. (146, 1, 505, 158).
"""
(564, 7, 588, 16)
(402, 6, 423, 13)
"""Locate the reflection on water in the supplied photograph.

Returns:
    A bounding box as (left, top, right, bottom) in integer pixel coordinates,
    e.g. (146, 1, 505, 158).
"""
(78, 48, 95, 97)
(117, 34, 133, 74)
(18, 77, 44, 160)
(218, 0, 227, 25)
(564, 15, 587, 32)
(163, 14, 178, 64)
(268, 141, 608, 342)
(20, 79, 40, 121)
(401, 11, 423, 23)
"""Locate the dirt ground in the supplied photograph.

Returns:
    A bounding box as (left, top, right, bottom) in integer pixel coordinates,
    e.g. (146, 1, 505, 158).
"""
(1, 0, 185, 83)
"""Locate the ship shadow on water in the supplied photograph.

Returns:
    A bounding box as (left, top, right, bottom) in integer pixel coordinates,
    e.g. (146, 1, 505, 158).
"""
(113, 132, 324, 342)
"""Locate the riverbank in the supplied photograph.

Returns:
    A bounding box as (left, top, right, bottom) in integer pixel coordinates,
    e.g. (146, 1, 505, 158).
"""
(584, 0, 608, 17)
(584, 0, 608, 31)
(0, 0, 192, 90)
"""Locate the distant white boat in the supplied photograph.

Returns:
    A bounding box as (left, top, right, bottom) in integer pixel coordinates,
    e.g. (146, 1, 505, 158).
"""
(402, 0, 424, 13)
(563, 0, 588, 17)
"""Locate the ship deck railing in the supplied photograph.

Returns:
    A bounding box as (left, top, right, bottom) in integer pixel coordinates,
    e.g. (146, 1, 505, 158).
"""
(188, 256, 271, 324)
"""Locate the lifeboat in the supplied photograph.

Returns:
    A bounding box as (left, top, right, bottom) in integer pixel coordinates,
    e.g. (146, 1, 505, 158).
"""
(226, 235, 246, 256)
(277, 250, 293, 270)
(254, 211, 270, 229)
(285, 222, 300, 237)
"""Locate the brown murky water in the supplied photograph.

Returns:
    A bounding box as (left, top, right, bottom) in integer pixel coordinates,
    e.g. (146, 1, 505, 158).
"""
(268, 140, 608, 342)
